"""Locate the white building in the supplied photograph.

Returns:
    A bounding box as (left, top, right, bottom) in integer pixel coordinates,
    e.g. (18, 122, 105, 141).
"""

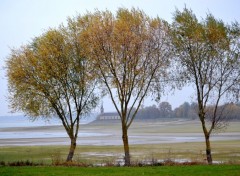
(97, 104, 120, 120)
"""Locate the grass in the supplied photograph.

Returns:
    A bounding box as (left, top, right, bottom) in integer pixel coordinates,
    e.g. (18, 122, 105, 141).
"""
(0, 165, 240, 176)
(0, 140, 240, 165)
(129, 120, 240, 133)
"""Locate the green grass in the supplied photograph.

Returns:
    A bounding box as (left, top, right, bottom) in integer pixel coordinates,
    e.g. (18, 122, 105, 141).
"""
(0, 165, 240, 176)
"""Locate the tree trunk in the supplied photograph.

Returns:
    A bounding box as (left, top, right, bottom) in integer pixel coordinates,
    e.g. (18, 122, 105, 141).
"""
(205, 135, 213, 164)
(66, 137, 77, 162)
(122, 125, 130, 166)
(199, 109, 213, 165)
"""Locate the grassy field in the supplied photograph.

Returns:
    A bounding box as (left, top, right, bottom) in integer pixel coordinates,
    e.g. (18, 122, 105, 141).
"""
(0, 140, 240, 165)
(0, 120, 239, 175)
(0, 165, 240, 176)
(0, 120, 240, 165)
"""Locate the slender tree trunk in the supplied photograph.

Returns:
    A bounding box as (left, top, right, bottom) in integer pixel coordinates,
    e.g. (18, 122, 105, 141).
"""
(201, 118, 213, 164)
(122, 125, 130, 166)
(198, 107, 213, 165)
(205, 135, 213, 164)
(66, 137, 77, 162)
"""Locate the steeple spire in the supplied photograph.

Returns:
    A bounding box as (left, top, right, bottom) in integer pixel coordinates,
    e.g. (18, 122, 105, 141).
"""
(100, 102, 104, 114)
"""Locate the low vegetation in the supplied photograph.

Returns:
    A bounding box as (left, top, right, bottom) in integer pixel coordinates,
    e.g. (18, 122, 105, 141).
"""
(0, 140, 239, 166)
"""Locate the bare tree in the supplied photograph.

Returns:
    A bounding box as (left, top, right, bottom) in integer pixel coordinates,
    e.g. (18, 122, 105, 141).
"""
(6, 20, 99, 162)
(170, 7, 240, 164)
(80, 8, 170, 166)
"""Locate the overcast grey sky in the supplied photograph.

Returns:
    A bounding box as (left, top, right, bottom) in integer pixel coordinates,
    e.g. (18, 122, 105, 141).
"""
(0, 0, 239, 116)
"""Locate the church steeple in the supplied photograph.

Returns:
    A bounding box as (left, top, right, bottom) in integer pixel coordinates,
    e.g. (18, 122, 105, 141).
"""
(100, 102, 104, 114)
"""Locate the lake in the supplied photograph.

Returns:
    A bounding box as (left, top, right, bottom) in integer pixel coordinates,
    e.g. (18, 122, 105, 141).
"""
(0, 114, 101, 143)
(0, 114, 97, 128)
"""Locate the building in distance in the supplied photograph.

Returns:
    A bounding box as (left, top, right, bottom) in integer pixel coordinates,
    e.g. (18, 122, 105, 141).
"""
(97, 104, 120, 120)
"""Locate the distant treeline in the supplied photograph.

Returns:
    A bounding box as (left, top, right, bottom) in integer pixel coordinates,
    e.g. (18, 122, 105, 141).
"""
(135, 102, 240, 120)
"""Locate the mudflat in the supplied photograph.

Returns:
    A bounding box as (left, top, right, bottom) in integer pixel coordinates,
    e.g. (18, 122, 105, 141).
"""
(0, 119, 239, 146)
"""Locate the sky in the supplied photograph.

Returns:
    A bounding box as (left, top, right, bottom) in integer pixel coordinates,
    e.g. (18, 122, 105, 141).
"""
(0, 0, 240, 116)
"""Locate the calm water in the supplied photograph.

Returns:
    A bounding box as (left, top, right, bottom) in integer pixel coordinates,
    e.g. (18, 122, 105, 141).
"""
(0, 114, 97, 128)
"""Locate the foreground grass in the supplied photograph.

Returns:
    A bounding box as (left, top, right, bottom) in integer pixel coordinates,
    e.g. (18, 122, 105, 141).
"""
(0, 165, 240, 176)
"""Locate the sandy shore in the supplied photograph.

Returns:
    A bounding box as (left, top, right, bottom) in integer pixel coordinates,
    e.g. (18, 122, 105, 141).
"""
(0, 120, 240, 146)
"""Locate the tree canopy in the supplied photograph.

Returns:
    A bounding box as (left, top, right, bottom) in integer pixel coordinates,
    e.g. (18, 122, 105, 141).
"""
(7, 21, 99, 161)
(79, 8, 171, 165)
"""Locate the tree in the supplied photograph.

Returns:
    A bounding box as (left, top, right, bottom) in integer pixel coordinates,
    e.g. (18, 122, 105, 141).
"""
(80, 8, 170, 166)
(158, 101, 172, 118)
(225, 103, 240, 120)
(6, 21, 99, 162)
(137, 105, 160, 119)
(173, 102, 190, 118)
(171, 8, 240, 164)
(188, 102, 198, 119)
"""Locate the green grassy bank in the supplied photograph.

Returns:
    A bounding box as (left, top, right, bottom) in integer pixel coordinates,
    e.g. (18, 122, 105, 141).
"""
(0, 165, 240, 176)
